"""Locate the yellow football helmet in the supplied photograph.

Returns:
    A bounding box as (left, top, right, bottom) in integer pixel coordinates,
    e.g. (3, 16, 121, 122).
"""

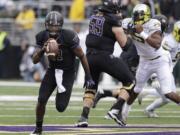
(132, 4, 151, 25)
(173, 21, 180, 42)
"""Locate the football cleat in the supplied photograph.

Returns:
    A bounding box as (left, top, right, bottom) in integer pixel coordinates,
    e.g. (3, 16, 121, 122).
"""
(75, 116, 88, 127)
(144, 109, 159, 118)
(30, 127, 42, 135)
(107, 110, 126, 126)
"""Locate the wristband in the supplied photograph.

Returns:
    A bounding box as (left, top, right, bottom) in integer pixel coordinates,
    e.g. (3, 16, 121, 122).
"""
(140, 31, 148, 40)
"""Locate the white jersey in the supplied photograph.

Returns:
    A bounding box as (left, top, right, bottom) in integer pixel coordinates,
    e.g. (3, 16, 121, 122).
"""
(122, 18, 164, 60)
(161, 33, 180, 67)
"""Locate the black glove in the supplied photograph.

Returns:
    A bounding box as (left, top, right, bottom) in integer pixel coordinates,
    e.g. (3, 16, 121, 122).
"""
(83, 75, 95, 89)
(127, 22, 136, 34)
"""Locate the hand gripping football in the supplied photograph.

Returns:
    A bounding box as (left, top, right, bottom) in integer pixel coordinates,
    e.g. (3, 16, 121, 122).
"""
(45, 38, 59, 61)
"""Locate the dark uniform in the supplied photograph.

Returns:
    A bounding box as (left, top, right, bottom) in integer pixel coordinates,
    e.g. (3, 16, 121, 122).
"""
(76, 0, 136, 127)
(86, 13, 134, 90)
(31, 11, 94, 135)
(36, 29, 79, 111)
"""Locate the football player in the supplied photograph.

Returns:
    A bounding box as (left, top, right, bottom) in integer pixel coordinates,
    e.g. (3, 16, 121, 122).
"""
(75, 0, 135, 127)
(141, 20, 180, 118)
(30, 11, 94, 135)
(120, 4, 180, 125)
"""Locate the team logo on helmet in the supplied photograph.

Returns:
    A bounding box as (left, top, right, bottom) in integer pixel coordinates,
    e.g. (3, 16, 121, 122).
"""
(132, 4, 151, 25)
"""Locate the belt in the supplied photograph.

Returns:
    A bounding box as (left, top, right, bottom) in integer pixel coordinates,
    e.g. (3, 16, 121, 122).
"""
(149, 56, 161, 60)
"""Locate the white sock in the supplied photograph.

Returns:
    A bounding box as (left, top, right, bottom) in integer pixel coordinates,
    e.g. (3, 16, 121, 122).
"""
(146, 98, 168, 111)
(122, 103, 131, 121)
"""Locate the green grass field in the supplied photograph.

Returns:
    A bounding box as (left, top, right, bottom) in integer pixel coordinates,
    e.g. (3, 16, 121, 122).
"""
(0, 84, 180, 135)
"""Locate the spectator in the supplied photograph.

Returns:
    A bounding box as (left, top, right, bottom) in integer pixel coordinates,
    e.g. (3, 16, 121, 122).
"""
(159, 0, 174, 19)
(69, 0, 85, 21)
(0, 0, 16, 18)
(172, 0, 180, 20)
(15, 4, 36, 45)
(19, 39, 45, 82)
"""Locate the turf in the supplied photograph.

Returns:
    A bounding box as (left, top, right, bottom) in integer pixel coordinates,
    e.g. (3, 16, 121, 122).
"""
(0, 85, 180, 135)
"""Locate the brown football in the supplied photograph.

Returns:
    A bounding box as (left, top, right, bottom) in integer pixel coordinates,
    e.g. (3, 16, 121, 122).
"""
(45, 39, 59, 61)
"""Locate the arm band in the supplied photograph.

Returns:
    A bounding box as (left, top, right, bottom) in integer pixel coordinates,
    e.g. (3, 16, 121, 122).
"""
(140, 31, 148, 40)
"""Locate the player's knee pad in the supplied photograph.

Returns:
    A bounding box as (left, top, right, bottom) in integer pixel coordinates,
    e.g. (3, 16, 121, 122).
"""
(122, 82, 135, 92)
(83, 89, 96, 107)
(117, 88, 130, 101)
(118, 83, 135, 100)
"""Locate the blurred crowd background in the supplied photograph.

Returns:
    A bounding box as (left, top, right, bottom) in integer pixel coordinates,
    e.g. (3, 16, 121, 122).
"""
(0, 0, 180, 86)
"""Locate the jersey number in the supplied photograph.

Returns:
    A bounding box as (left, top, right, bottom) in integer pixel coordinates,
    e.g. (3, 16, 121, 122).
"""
(132, 33, 145, 43)
(89, 16, 105, 37)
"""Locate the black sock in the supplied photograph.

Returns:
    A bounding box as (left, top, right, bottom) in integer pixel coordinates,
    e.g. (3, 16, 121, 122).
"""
(103, 90, 113, 97)
(81, 107, 90, 119)
(111, 97, 125, 112)
(36, 121, 43, 129)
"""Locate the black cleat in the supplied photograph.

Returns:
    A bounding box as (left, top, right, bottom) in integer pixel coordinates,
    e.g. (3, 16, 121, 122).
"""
(75, 116, 88, 127)
(107, 110, 126, 126)
(92, 91, 105, 108)
(30, 127, 42, 135)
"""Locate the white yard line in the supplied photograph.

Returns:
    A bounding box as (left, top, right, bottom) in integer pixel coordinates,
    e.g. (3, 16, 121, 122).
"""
(0, 96, 114, 101)
(0, 95, 169, 102)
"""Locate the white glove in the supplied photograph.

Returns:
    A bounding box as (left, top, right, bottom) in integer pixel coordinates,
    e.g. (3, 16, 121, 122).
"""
(151, 79, 161, 90)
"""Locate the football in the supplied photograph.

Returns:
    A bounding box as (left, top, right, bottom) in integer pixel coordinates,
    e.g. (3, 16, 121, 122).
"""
(45, 38, 59, 61)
